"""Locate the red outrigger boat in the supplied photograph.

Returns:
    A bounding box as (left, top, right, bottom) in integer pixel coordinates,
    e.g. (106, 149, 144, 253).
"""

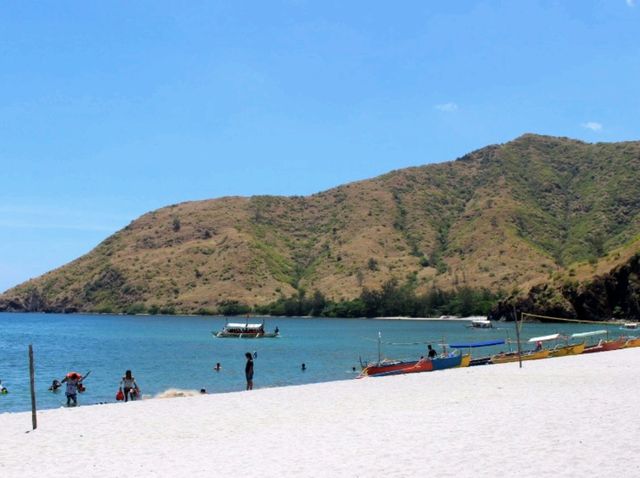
(582, 338, 626, 353)
(571, 330, 626, 354)
(359, 358, 434, 377)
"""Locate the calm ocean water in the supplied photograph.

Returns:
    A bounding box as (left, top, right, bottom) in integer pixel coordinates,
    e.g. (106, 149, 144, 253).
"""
(0, 313, 627, 413)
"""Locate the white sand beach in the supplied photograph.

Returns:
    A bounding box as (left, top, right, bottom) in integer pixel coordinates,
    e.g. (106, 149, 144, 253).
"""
(2, 348, 640, 478)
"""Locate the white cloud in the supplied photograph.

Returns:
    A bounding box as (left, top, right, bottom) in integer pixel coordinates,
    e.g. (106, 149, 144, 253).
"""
(581, 121, 603, 131)
(626, 0, 636, 7)
(435, 102, 458, 112)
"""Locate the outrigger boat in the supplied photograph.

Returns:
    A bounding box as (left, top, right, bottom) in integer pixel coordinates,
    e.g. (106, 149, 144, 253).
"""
(526, 333, 585, 358)
(490, 348, 550, 364)
(360, 353, 463, 377)
(449, 340, 506, 366)
(575, 330, 625, 354)
(359, 358, 434, 377)
(359, 335, 463, 377)
(212, 320, 279, 338)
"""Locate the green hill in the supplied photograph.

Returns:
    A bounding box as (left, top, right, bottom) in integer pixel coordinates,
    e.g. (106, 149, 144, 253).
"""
(2, 134, 639, 317)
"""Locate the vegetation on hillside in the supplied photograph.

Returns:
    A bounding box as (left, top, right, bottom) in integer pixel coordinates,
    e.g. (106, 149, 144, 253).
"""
(1, 134, 639, 320)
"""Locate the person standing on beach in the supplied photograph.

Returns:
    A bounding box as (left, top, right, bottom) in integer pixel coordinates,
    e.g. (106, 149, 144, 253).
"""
(245, 352, 254, 390)
(119, 370, 139, 402)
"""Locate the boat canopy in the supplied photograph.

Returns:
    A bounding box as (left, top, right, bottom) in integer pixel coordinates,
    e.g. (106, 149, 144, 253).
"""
(225, 323, 263, 330)
(528, 333, 561, 343)
(570, 330, 608, 338)
(449, 340, 505, 348)
(471, 319, 492, 324)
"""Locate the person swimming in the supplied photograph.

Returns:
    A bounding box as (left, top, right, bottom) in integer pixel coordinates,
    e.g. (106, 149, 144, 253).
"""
(49, 379, 61, 392)
(0, 380, 7, 395)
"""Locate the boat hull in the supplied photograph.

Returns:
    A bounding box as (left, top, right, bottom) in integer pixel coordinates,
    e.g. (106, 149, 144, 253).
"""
(582, 339, 625, 353)
(490, 349, 550, 364)
(548, 343, 585, 358)
(360, 359, 434, 377)
(431, 354, 463, 370)
(624, 337, 640, 348)
(212, 331, 279, 338)
(469, 357, 492, 366)
(460, 354, 471, 367)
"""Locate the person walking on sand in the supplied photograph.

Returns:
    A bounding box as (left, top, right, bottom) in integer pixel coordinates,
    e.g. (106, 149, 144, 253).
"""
(245, 352, 254, 390)
(61, 372, 83, 406)
(119, 370, 139, 402)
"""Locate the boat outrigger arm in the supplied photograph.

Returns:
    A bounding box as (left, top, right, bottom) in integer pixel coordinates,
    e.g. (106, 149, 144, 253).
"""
(449, 340, 505, 349)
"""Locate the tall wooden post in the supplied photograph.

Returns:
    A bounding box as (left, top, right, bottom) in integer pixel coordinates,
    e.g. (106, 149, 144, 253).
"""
(513, 308, 523, 369)
(29, 344, 37, 430)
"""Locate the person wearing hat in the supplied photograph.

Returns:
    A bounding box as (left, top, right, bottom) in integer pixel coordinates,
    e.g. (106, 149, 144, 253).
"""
(61, 372, 83, 407)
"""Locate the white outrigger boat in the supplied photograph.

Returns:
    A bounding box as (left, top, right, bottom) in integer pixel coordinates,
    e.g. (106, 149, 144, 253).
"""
(468, 319, 493, 329)
(212, 321, 280, 338)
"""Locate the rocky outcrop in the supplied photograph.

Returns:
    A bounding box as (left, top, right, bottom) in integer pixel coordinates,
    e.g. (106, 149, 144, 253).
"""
(491, 254, 640, 321)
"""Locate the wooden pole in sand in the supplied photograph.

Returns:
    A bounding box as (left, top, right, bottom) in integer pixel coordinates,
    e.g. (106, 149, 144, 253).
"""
(513, 308, 523, 369)
(29, 344, 37, 430)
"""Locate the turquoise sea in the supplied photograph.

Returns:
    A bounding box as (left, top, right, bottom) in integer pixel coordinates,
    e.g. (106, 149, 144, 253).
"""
(0, 313, 629, 413)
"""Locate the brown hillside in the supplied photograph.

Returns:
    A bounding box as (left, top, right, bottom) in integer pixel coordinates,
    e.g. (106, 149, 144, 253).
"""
(2, 134, 640, 314)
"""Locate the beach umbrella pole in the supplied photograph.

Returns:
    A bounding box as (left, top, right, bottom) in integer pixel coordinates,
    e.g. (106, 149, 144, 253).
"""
(28, 344, 37, 430)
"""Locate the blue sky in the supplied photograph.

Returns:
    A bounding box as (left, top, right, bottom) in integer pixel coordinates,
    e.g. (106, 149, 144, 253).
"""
(1, 0, 639, 292)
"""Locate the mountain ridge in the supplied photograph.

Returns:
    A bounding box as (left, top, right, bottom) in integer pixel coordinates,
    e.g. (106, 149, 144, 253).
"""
(2, 133, 640, 317)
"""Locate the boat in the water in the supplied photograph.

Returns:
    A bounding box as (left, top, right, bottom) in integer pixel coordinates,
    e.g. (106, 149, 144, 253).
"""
(449, 340, 506, 366)
(468, 319, 493, 329)
(212, 321, 279, 338)
(621, 322, 639, 331)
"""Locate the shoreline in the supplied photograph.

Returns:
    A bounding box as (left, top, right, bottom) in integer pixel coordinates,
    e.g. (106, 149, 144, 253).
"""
(368, 315, 479, 321)
(2, 348, 640, 477)
(0, 311, 482, 321)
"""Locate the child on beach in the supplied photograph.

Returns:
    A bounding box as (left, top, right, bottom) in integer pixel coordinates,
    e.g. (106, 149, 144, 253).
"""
(119, 370, 140, 402)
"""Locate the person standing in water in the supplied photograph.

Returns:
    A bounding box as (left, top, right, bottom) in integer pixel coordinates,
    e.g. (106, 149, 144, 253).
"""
(245, 352, 254, 390)
(119, 370, 139, 402)
(61, 372, 83, 406)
